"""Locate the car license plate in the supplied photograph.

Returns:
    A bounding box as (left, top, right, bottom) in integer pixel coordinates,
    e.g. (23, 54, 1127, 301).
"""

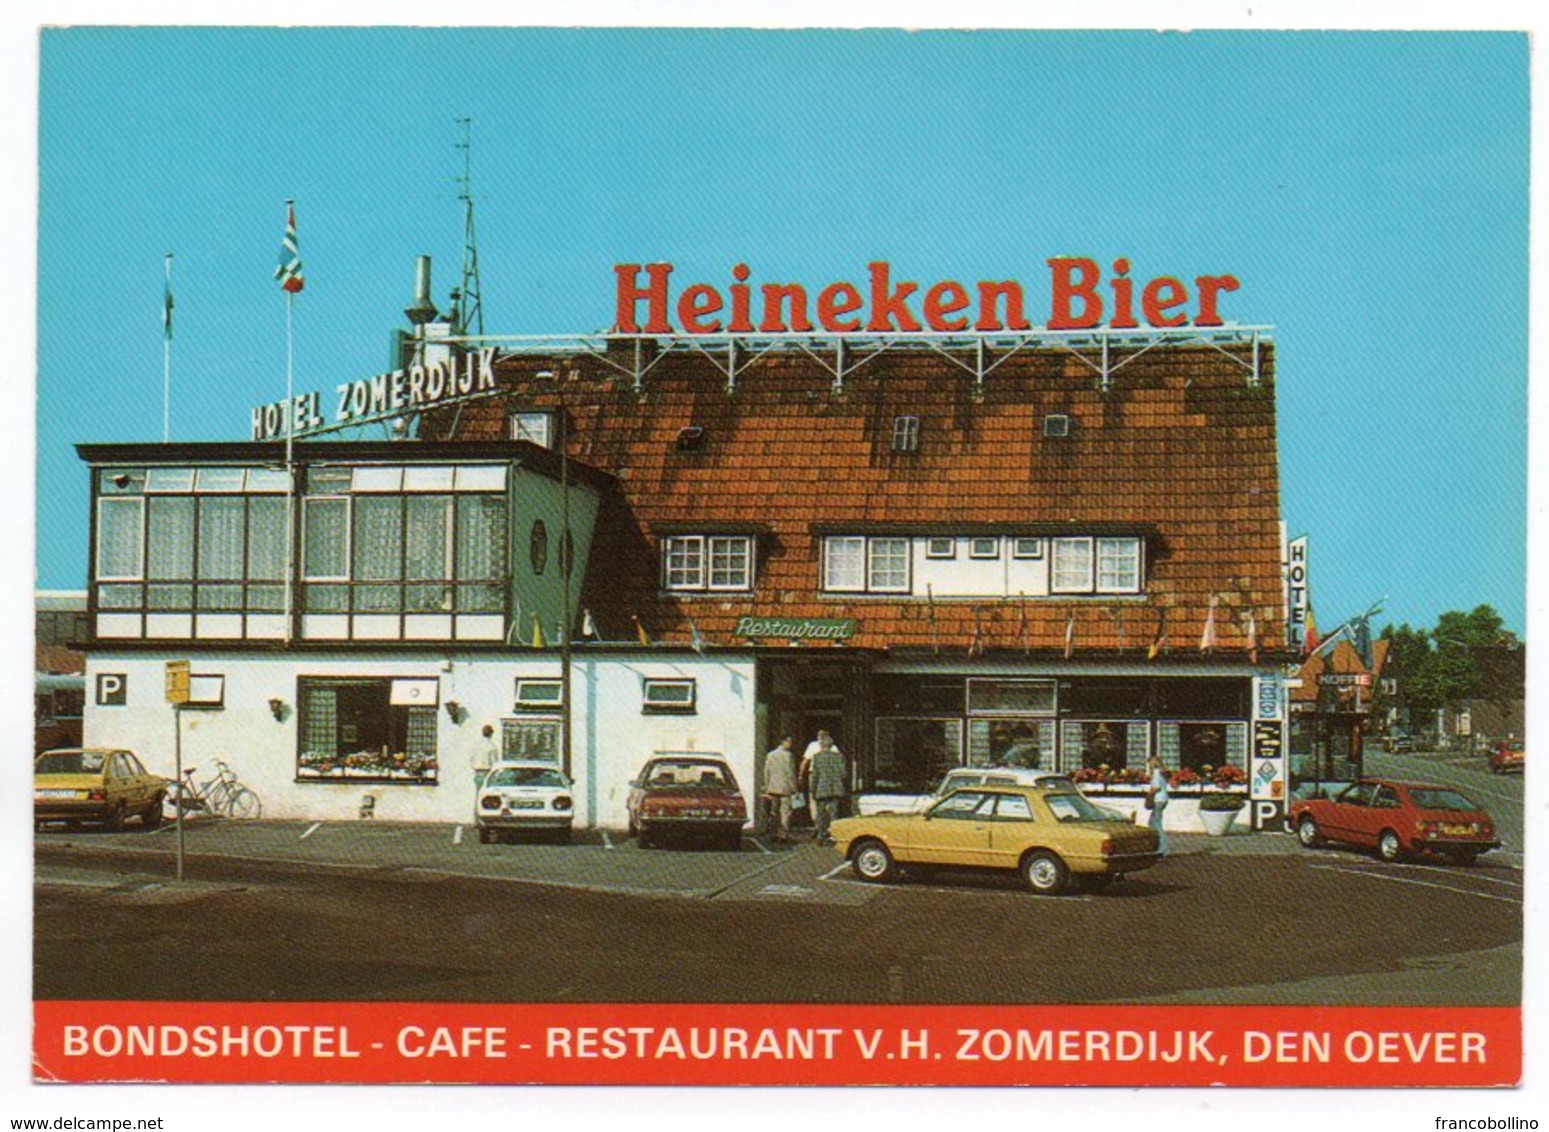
(511, 800, 544, 810)
(36, 789, 77, 799)
(1442, 823, 1474, 836)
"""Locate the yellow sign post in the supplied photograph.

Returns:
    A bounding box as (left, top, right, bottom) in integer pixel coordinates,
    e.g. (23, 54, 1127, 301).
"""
(165, 660, 190, 879)
(164, 659, 190, 705)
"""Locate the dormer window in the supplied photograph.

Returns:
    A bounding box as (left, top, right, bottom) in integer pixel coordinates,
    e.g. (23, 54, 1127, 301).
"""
(662, 535, 754, 592)
(1052, 536, 1144, 594)
(509, 411, 554, 448)
(891, 416, 921, 453)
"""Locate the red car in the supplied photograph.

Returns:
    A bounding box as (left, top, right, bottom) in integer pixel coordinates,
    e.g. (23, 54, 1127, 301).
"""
(626, 754, 747, 850)
(1289, 778, 1499, 865)
(1488, 738, 1524, 775)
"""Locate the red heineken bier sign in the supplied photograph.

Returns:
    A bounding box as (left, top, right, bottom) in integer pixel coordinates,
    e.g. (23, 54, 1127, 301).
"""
(614, 259, 1242, 335)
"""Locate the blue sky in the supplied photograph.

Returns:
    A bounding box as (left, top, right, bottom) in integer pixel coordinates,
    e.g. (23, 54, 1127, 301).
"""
(34, 27, 1530, 633)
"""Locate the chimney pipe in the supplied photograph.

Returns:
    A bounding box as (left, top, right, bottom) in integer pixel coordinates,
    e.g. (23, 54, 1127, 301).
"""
(405, 255, 438, 326)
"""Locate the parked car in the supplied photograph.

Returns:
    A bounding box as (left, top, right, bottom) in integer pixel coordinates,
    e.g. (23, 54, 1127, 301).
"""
(627, 754, 747, 849)
(34, 748, 167, 831)
(854, 765, 1077, 815)
(1288, 778, 1499, 865)
(475, 761, 574, 843)
(1383, 733, 1415, 753)
(1488, 738, 1524, 775)
(831, 781, 1161, 895)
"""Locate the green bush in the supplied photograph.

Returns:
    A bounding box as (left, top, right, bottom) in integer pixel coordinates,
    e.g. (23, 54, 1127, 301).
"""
(1198, 791, 1247, 812)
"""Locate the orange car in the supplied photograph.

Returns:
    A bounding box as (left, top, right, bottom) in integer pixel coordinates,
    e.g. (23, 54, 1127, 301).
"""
(1488, 739, 1524, 775)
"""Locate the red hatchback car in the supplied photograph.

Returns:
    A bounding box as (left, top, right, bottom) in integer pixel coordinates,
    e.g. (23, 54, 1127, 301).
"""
(626, 754, 748, 850)
(1289, 779, 1499, 865)
(1488, 738, 1524, 775)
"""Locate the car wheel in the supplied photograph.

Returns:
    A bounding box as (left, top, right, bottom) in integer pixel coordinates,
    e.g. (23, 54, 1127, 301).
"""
(1446, 848, 1480, 867)
(1021, 850, 1070, 895)
(1377, 829, 1405, 863)
(103, 803, 126, 833)
(1296, 816, 1324, 849)
(850, 838, 899, 884)
(140, 795, 164, 829)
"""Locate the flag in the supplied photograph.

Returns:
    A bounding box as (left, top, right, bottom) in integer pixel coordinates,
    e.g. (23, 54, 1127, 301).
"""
(1063, 607, 1076, 659)
(531, 614, 546, 649)
(581, 609, 598, 639)
(1246, 608, 1259, 663)
(1110, 603, 1126, 654)
(968, 609, 983, 659)
(1199, 595, 1219, 654)
(1304, 608, 1320, 657)
(689, 618, 705, 654)
(1148, 606, 1169, 660)
(927, 584, 939, 655)
(162, 254, 174, 340)
(634, 615, 652, 647)
(274, 200, 305, 293)
(1017, 593, 1029, 656)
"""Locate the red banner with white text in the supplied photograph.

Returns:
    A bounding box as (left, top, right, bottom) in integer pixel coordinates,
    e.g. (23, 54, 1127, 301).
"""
(33, 1001, 1519, 1087)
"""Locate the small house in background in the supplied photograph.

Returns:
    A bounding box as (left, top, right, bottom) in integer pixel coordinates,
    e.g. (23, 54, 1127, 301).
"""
(35, 590, 87, 753)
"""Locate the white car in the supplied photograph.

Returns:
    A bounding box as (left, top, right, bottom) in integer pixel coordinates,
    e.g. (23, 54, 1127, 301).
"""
(475, 762, 575, 843)
(853, 766, 1077, 816)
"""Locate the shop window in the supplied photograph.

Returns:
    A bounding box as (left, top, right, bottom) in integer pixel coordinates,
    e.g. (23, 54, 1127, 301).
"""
(297, 677, 439, 782)
(1058, 679, 1149, 716)
(970, 718, 1057, 768)
(1155, 678, 1248, 718)
(873, 717, 964, 792)
(875, 677, 963, 716)
(643, 678, 696, 714)
(1059, 720, 1151, 774)
(1157, 721, 1248, 773)
(966, 678, 1056, 716)
(662, 535, 753, 592)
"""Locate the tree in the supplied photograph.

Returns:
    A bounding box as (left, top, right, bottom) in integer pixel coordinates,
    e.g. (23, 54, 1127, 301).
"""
(1376, 605, 1518, 728)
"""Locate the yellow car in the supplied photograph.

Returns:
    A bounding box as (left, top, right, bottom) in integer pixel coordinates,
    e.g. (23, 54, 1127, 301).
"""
(830, 781, 1162, 895)
(34, 748, 168, 831)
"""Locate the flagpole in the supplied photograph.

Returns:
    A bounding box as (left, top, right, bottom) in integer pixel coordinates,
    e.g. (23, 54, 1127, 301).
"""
(283, 286, 295, 644)
(162, 253, 173, 441)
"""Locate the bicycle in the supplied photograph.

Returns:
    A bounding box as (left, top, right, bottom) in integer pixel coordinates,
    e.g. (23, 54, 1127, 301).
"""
(173, 760, 262, 819)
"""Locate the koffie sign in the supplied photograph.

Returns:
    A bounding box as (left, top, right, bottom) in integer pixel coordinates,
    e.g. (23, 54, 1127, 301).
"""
(251, 348, 497, 441)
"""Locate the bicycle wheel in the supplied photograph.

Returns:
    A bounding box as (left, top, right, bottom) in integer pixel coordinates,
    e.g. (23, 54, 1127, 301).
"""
(205, 782, 239, 817)
(222, 786, 262, 819)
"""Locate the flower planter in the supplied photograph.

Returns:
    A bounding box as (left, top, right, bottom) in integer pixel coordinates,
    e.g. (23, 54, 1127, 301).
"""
(1198, 806, 1240, 836)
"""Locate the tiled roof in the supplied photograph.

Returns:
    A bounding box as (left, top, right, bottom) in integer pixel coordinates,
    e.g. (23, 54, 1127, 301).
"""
(432, 343, 1284, 658)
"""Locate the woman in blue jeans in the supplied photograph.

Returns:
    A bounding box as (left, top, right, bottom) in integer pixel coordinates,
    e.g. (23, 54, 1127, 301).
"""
(1146, 755, 1170, 856)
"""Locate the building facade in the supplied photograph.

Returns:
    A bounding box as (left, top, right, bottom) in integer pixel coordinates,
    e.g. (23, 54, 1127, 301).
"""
(77, 320, 1294, 831)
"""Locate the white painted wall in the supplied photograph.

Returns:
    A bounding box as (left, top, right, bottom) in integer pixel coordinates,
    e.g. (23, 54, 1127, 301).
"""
(81, 650, 756, 831)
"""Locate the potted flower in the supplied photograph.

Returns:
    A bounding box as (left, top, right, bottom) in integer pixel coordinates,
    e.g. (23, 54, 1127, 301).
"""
(1197, 790, 1247, 835)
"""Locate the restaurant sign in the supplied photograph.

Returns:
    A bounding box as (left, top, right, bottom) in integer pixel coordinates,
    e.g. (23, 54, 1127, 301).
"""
(734, 617, 857, 641)
(251, 348, 498, 441)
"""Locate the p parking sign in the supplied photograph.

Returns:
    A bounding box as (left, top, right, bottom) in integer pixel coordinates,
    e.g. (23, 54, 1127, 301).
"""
(95, 673, 127, 706)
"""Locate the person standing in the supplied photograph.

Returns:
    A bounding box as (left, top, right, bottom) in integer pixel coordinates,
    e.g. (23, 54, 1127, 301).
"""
(472, 724, 498, 790)
(761, 736, 797, 844)
(808, 733, 847, 843)
(1145, 754, 1170, 856)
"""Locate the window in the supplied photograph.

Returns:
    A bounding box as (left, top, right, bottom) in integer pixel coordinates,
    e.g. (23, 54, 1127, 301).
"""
(515, 679, 563, 708)
(874, 717, 964, 793)
(301, 477, 507, 615)
(643, 678, 696, 714)
(501, 717, 562, 763)
(1051, 538, 1094, 593)
(510, 411, 554, 448)
(891, 416, 920, 453)
(930, 791, 994, 820)
(994, 795, 1035, 822)
(662, 535, 753, 592)
(1060, 720, 1150, 772)
(1012, 537, 1044, 559)
(97, 497, 144, 581)
(967, 678, 1057, 715)
(925, 537, 956, 559)
(1096, 538, 1142, 593)
(823, 536, 866, 592)
(969, 536, 1000, 559)
(297, 677, 439, 782)
(868, 538, 910, 592)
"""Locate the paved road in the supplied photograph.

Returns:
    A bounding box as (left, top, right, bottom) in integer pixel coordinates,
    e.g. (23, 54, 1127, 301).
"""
(34, 810, 1522, 1006)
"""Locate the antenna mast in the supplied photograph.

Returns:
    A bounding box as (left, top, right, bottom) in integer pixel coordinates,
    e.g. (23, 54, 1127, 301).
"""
(454, 117, 485, 339)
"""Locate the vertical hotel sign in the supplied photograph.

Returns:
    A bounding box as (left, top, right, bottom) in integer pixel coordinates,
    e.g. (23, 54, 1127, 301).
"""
(1285, 534, 1309, 652)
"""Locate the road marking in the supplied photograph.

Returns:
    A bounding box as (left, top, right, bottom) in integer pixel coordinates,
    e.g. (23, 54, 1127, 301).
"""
(819, 861, 851, 880)
(299, 823, 321, 841)
(749, 837, 772, 855)
(452, 825, 464, 845)
(600, 830, 614, 851)
(758, 883, 813, 897)
(1380, 860, 1524, 888)
(1309, 863, 1522, 904)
